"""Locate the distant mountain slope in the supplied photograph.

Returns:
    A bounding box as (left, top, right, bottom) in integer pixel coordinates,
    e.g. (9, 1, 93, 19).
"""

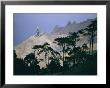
(52, 19, 94, 34)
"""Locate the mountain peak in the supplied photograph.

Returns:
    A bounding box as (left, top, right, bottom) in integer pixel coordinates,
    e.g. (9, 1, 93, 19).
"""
(52, 18, 95, 34)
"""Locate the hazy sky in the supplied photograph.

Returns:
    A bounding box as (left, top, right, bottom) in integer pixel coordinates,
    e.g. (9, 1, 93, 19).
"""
(13, 13, 96, 46)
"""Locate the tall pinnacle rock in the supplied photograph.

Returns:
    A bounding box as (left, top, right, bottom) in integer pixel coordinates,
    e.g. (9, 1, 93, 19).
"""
(35, 26, 40, 37)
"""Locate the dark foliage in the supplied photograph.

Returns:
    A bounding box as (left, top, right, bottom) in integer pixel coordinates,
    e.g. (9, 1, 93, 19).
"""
(14, 50, 27, 75)
(14, 51, 40, 75)
(47, 57, 62, 74)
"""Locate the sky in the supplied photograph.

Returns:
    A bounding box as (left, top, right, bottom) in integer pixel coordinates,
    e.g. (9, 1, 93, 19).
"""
(13, 13, 96, 46)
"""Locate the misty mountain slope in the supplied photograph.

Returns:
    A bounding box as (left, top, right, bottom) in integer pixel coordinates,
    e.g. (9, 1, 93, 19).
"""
(15, 33, 66, 68)
(52, 19, 94, 34)
(15, 18, 97, 68)
(15, 34, 53, 58)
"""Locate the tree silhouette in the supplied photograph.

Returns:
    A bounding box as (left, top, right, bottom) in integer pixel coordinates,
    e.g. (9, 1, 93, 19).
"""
(82, 43, 88, 52)
(89, 19, 97, 54)
(24, 53, 40, 75)
(14, 50, 27, 75)
(81, 19, 97, 54)
(54, 37, 69, 66)
(33, 42, 61, 67)
(68, 32, 80, 48)
(48, 57, 61, 74)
